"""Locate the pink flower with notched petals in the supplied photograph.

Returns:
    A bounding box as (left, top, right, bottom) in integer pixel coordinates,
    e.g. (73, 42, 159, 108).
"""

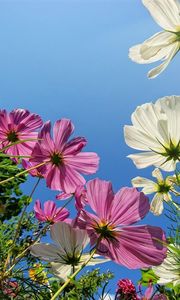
(0, 109, 42, 162)
(30, 119, 99, 193)
(77, 178, 167, 269)
(34, 200, 69, 223)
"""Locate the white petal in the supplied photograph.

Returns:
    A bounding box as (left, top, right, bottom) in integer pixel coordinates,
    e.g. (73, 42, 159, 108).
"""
(148, 41, 180, 78)
(142, 0, 180, 31)
(140, 31, 176, 60)
(152, 168, 163, 182)
(50, 222, 89, 255)
(131, 102, 168, 144)
(156, 95, 180, 143)
(150, 193, 164, 215)
(131, 176, 157, 194)
(124, 125, 160, 151)
(30, 243, 60, 262)
(127, 152, 167, 169)
(51, 262, 72, 281)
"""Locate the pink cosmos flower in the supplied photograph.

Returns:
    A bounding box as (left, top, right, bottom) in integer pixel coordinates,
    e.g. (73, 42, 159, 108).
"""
(30, 119, 99, 193)
(77, 178, 167, 269)
(0, 109, 42, 162)
(34, 200, 69, 223)
(138, 282, 168, 300)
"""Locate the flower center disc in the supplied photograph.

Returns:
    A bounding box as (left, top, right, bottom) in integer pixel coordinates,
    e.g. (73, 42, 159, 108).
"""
(7, 131, 19, 142)
(51, 153, 63, 166)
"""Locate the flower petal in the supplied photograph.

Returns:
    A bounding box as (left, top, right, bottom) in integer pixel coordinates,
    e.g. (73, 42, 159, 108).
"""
(53, 119, 74, 151)
(30, 243, 60, 262)
(86, 178, 114, 220)
(148, 42, 180, 78)
(63, 137, 87, 155)
(132, 176, 157, 194)
(142, 0, 180, 31)
(50, 262, 72, 281)
(111, 188, 149, 225)
(150, 193, 164, 215)
(64, 152, 99, 174)
(110, 225, 166, 268)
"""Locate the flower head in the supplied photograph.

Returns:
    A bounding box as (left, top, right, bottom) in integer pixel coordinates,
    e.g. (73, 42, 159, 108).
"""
(124, 96, 180, 171)
(116, 279, 138, 300)
(129, 0, 180, 78)
(30, 119, 99, 193)
(132, 168, 175, 215)
(77, 178, 167, 269)
(34, 200, 69, 223)
(153, 244, 180, 287)
(0, 109, 42, 162)
(30, 222, 109, 281)
(138, 282, 168, 300)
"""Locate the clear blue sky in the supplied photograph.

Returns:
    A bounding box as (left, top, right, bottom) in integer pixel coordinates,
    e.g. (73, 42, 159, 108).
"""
(0, 0, 179, 296)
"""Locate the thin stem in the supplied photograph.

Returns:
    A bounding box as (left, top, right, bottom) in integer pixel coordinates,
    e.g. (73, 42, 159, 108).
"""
(0, 161, 47, 185)
(13, 177, 41, 245)
(0, 138, 42, 152)
(50, 248, 97, 300)
(2, 178, 41, 273)
(169, 198, 180, 211)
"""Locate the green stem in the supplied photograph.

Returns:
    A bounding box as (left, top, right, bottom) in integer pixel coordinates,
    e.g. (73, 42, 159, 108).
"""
(4, 196, 74, 276)
(0, 138, 42, 152)
(0, 161, 47, 185)
(169, 198, 180, 211)
(50, 248, 96, 300)
(3, 177, 41, 272)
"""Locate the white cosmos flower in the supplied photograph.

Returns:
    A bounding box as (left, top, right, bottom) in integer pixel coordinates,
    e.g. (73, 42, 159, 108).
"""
(30, 222, 109, 281)
(124, 95, 180, 172)
(129, 0, 180, 78)
(132, 168, 175, 215)
(153, 244, 180, 286)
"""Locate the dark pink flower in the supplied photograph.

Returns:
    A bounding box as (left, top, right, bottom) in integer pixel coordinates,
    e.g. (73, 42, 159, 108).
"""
(30, 119, 99, 193)
(116, 279, 138, 300)
(0, 109, 42, 162)
(77, 178, 167, 268)
(34, 200, 69, 223)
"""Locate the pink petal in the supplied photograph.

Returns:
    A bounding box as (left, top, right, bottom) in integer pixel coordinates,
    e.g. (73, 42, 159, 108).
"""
(63, 137, 87, 155)
(53, 119, 74, 151)
(46, 165, 63, 191)
(144, 283, 153, 299)
(44, 200, 57, 219)
(111, 188, 149, 225)
(38, 121, 55, 153)
(64, 152, 99, 174)
(53, 207, 69, 222)
(86, 178, 114, 220)
(34, 200, 46, 221)
(56, 192, 73, 200)
(11, 109, 42, 131)
(110, 225, 166, 269)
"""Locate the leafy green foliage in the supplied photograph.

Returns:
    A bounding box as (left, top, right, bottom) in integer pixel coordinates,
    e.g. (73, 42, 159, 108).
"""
(59, 268, 114, 300)
(0, 157, 29, 221)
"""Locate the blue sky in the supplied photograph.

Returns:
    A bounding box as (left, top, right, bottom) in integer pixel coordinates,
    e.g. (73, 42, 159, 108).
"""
(0, 0, 179, 296)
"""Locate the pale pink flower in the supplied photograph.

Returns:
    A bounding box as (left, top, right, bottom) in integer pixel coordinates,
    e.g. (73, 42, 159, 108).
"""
(138, 282, 168, 300)
(30, 119, 99, 193)
(34, 200, 69, 223)
(78, 178, 167, 269)
(0, 109, 42, 162)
